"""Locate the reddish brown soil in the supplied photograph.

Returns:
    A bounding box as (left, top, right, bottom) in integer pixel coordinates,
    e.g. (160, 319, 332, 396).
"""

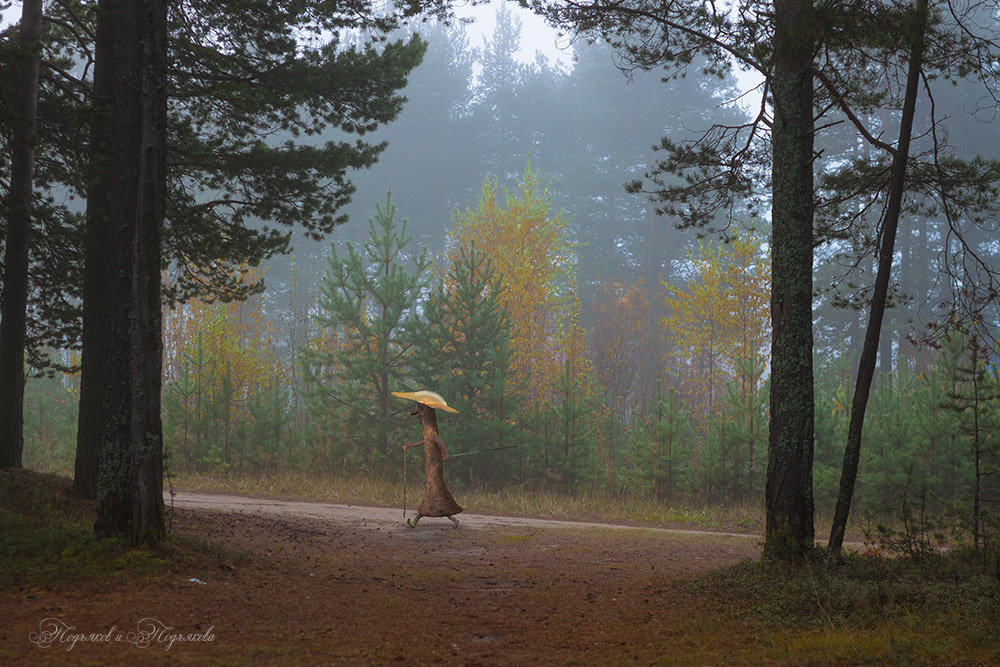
(3, 493, 765, 665)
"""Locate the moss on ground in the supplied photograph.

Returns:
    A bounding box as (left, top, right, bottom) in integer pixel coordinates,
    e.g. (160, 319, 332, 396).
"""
(0, 468, 242, 589)
(689, 549, 1000, 663)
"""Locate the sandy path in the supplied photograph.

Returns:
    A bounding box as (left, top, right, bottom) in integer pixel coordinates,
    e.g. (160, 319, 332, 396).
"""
(165, 490, 764, 540)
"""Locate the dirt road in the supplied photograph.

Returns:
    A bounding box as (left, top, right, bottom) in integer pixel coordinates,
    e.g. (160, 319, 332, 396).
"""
(7, 491, 766, 665)
(166, 490, 764, 540)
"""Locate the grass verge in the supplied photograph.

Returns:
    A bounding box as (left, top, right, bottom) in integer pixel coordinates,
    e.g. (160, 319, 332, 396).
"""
(691, 549, 1000, 663)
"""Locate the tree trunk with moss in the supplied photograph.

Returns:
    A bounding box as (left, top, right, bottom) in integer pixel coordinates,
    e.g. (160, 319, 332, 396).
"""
(764, 0, 816, 562)
(78, 0, 166, 543)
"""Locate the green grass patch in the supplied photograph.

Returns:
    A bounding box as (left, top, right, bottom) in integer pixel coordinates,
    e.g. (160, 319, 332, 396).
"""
(0, 468, 242, 589)
(690, 549, 1000, 663)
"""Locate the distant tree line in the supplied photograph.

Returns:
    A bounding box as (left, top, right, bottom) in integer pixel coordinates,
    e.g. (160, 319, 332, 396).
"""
(21, 172, 1000, 558)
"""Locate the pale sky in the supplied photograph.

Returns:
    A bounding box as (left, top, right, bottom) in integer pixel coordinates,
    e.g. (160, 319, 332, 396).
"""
(1, 1, 756, 110)
(455, 0, 574, 67)
(2, 2, 18, 25)
(1, 0, 571, 65)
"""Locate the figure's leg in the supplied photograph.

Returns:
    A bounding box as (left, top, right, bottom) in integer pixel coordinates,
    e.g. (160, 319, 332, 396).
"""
(446, 515, 460, 529)
(407, 514, 423, 528)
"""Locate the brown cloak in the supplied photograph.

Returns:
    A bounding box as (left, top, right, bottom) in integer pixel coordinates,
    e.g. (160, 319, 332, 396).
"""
(414, 402, 462, 517)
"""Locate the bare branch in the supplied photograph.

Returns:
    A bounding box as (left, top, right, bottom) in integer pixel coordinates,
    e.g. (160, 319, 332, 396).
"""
(812, 66, 897, 155)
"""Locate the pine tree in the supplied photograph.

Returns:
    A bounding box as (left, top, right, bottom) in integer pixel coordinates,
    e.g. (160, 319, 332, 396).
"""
(863, 367, 922, 512)
(0, 0, 429, 504)
(812, 350, 855, 512)
(639, 380, 692, 500)
(941, 331, 1000, 550)
(530, 0, 1000, 563)
(546, 359, 600, 492)
(705, 357, 768, 500)
(408, 242, 517, 485)
(302, 193, 429, 467)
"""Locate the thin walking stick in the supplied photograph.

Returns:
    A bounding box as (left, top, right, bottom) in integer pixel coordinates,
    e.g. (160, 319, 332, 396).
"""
(402, 445, 407, 518)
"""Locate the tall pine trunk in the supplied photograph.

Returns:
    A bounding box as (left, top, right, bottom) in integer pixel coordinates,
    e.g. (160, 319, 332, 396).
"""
(75, 0, 118, 500)
(827, 0, 927, 557)
(77, 0, 167, 543)
(131, 0, 168, 542)
(0, 0, 43, 469)
(765, 0, 816, 561)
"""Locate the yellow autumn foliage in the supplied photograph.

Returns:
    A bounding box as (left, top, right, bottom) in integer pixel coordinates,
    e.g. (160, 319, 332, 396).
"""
(447, 165, 590, 410)
(662, 234, 770, 430)
(162, 264, 287, 423)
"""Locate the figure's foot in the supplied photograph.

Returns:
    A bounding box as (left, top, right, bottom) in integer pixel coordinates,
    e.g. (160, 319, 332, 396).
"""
(447, 515, 460, 529)
(407, 515, 422, 528)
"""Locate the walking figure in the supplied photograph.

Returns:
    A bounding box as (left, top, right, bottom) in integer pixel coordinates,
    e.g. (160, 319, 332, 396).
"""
(393, 390, 463, 528)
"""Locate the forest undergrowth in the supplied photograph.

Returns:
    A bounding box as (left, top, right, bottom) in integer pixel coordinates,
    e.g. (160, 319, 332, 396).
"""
(0, 469, 239, 589)
(692, 548, 1000, 662)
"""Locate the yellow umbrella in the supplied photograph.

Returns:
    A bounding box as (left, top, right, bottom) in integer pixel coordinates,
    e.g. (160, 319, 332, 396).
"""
(391, 390, 459, 413)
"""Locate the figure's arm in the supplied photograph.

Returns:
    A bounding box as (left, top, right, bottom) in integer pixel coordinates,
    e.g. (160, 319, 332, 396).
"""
(402, 440, 422, 450)
(434, 434, 450, 461)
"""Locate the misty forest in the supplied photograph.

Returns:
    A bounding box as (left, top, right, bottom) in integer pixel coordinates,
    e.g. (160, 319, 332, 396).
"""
(2, 0, 1000, 660)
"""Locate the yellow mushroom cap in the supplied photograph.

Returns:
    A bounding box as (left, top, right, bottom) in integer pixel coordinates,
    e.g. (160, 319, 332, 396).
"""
(391, 390, 459, 413)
